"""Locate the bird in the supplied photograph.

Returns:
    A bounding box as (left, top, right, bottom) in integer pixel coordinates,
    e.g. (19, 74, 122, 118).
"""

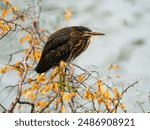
(35, 26, 105, 74)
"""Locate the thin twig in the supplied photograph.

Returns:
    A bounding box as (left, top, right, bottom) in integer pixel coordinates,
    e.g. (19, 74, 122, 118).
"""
(6, 42, 34, 113)
(0, 104, 6, 112)
(38, 95, 56, 113)
(18, 101, 35, 113)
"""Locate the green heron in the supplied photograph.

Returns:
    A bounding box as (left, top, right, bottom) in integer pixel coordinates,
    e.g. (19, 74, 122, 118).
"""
(35, 26, 105, 73)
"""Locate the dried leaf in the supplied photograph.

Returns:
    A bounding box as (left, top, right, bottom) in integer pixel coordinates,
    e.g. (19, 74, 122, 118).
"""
(59, 60, 67, 68)
(112, 87, 121, 98)
(0, 66, 8, 74)
(34, 50, 41, 61)
(62, 92, 75, 101)
(19, 37, 25, 44)
(24, 91, 32, 99)
(49, 67, 60, 80)
(4, 0, 10, 4)
(104, 91, 110, 99)
(13, 6, 17, 11)
(20, 15, 25, 21)
(84, 87, 92, 100)
(40, 84, 53, 94)
(0, 21, 2, 26)
(108, 64, 120, 70)
(119, 103, 126, 111)
(60, 105, 65, 113)
(64, 8, 72, 21)
(27, 77, 33, 83)
(31, 82, 40, 91)
(97, 80, 105, 94)
(35, 101, 47, 108)
(1, 10, 7, 18)
(97, 98, 103, 104)
(56, 97, 61, 107)
(77, 74, 85, 82)
(36, 73, 46, 82)
(26, 34, 32, 43)
(53, 82, 59, 93)
(30, 93, 36, 101)
(18, 105, 21, 111)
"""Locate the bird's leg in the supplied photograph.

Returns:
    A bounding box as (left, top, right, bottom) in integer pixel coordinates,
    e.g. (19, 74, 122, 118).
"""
(65, 67, 69, 74)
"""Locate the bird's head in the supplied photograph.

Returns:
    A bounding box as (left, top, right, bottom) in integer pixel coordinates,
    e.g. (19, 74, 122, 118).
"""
(73, 26, 105, 37)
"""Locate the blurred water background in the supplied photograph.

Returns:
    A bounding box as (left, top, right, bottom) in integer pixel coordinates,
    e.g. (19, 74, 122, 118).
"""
(0, 0, 150, 112)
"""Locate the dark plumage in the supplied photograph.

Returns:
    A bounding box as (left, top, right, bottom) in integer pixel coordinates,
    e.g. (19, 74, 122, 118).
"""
(35, 26, 105, 73)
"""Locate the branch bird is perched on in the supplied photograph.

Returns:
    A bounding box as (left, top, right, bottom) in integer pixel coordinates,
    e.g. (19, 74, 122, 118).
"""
(35, 26, 105, 73)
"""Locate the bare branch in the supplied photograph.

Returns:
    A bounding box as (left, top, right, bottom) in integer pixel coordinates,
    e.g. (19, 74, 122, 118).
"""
(6, 42, 35, 113)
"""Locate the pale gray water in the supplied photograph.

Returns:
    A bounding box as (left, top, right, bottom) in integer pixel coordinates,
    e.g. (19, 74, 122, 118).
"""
(0, 0, 150, 112)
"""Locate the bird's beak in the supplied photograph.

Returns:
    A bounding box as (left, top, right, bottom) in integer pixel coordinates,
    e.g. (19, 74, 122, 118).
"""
(85, 31, 105, 36)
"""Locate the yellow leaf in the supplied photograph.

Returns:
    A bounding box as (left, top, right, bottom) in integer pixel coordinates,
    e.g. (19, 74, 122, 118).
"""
(56, 97, 61, 107)
(60, 105, 65, 113)
(49, 67, 60, 80)
(70, 92, 76, 97)
(60, 91, 64, 97)
(1, 10, 7, 18)
(4, 0, 10, 4)
(19, 37, 25, 44)
(59, 60, 67, 68)
(84, 87, 92, 100)
(36, 73, 46, 82)
(77, 74, 85, 82)
(34, 51, 41, 61)
(0, 66, 8, 74)
(31, 82, 40, 91)
(53, 82, 59, 93)
(97, 80, 105, 94)
(7, 7, 12, 13)
(26, 34, 32, 43)
(97, 79, 103, 86)
(40, 84, 53, 94)
(104, 91, 110, 99)
(0, 21, 2, 26)
(22, 89, 27, 95)
(27, 77, 33, 83)
(112, 87, 121, 98)
(24, 91, 32, 99)
(62, 92, 75, 101)
(15, 61, 20, 67)
(44, 84, 53, 92)
(35, 101, 41, 107)
(97, 98, 103, 104)
(91, 93, 96, 99)
(2, 25, 10, 32)
(13, 6, 17, 11)
(30, 93, 36, 101)
(35, 101, 46, 108)
(64, 8, 72, 21)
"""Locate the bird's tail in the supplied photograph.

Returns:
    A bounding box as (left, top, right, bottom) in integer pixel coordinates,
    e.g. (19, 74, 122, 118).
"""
(35, 59, 50, 74)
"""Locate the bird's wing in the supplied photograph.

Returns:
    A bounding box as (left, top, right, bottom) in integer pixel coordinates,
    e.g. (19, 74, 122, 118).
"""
(35, 42, 71, 73)
(45, 43, 71, 66)
(41, 27, 71, 58)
